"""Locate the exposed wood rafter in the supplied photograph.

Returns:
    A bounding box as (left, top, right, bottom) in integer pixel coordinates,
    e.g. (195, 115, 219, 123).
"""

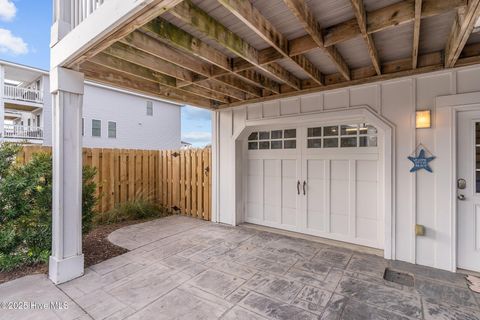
(412, 0, 423, 69)
(445, 0, 480, 68)
(349, 0, 381, 75)
(170, 0, 310, 88)
(288, 0, 465, 55)
(283, 0, 350, 80)
(80, 61, 214, 108)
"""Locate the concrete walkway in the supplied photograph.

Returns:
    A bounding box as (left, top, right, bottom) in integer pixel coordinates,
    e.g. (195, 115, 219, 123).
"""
(1, 215, 479, 319)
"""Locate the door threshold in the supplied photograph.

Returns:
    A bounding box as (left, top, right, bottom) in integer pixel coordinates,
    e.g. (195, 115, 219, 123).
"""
(240, 223, 384, 257)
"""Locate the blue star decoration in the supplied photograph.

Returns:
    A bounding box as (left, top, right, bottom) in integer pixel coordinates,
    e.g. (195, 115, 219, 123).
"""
(408, 149, 435, 173)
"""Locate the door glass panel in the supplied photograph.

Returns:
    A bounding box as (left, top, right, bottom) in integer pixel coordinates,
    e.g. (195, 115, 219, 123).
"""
(341, 137, 357, 147)
(284, 129, 296, 139)
(307, 139, 322, 148)
(248, 142, 258, 150)
(324, 138, 339, 148)
(359, 136, 377, 147)
(476, 122, 480, 145)
(307, 127, 322, 137)
(271, 140, 282, 149)
(324, 126, 339, 136)
(259, 141, 270, 149)
(284, 140, 296, 149)
(259, 131, 270, 140)
(476, 171, 480, 194)
(359, 124, 377, 135)
(271, 130, 283, 139)
(248, 132, 258, 140)
(341, 125, 358, 136)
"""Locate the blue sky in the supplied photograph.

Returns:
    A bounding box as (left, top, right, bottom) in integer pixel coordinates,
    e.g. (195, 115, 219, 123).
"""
(0, 0, 211, 146)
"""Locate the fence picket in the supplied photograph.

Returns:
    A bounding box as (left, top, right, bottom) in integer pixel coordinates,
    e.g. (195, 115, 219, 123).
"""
(16, 146, 212, 220)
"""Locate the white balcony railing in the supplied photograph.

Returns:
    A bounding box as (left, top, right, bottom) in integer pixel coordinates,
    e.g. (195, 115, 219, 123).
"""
(71, 0, 108, 28)
(3, 124, 43, 140)
(4, 85, 43, 104)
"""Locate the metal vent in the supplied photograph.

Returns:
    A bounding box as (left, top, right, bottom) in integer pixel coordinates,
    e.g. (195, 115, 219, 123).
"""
(383, 268, 414, 287)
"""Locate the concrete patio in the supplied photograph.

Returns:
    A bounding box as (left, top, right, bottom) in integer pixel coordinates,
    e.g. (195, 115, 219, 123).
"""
(1, 215, 479, 320)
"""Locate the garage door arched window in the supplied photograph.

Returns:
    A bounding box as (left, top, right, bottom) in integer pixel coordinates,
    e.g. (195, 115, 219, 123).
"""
(307, 123, 377, 149)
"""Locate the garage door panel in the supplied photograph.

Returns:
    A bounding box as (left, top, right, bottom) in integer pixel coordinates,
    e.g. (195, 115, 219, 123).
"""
(330, 179, 348, 215)
(357, 181, 378, 220)
(247, 203, 262, 220)
(307, 209, 324, 231)
(357, 217, 378, 241)
(331, 160, 349, 181)
(331, 214, 349, 235)
(357, 160, 378, 181)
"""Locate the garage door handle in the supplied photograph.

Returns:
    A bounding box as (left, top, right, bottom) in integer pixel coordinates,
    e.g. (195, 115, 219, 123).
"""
(303, 181, 306, 195)
(297, 180, 300, 195)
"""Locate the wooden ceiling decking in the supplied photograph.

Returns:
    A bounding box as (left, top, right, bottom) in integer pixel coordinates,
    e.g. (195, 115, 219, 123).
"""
(73, 0, 480, 109)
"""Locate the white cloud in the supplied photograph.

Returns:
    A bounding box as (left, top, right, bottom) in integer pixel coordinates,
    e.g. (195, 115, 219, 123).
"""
(182, 105, 212, 121)
(0, 0, 16, 22)
(182, 131, 211, 146)
(0, 28, 28, 55)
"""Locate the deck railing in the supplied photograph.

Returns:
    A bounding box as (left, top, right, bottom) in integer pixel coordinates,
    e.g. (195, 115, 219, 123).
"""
(3, 125, 44, 140)
(72, 0, 107, 28)
(4, 85, 43, 104)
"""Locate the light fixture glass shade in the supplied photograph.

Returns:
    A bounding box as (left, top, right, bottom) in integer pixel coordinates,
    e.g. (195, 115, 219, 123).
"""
(416, 110, 431, 129)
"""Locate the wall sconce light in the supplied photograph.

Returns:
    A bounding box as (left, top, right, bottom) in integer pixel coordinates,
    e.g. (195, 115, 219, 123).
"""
(416, 110, 431, 129)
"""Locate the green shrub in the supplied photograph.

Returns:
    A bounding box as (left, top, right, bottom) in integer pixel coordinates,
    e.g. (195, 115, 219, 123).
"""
(0, 143, 97, 272)
(94, 199, 171, 225)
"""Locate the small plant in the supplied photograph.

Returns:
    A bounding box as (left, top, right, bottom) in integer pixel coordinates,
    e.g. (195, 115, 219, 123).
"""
(0, 143, 97, 272)
(94, 199, 171, 225)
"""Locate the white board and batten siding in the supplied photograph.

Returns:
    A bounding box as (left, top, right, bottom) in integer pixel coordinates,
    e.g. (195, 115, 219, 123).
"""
(215, 64, 480, 271)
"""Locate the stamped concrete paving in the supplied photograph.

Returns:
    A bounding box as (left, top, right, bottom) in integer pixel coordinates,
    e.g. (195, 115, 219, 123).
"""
(1, 215, 480, 320)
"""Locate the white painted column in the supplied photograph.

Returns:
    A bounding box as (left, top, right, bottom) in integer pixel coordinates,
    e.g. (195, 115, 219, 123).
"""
(0, 65, 4, 141)
(49, 67, 84, 284)
(51, 0, 71, 46)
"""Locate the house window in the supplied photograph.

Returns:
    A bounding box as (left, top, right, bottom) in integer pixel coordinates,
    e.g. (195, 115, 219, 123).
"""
(108, 121, 117, 138)
(92, 119, 101, 137)
(307, 123, 378, 149)
(36, 115, 41, 127)
(27, 119, 31, 127)
(248, 128, 297, 150)
(146, 101, 153, 116)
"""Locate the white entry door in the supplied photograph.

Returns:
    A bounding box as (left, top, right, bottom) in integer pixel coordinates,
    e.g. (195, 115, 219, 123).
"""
(244, 123, 383, 249)
(457, 110, 480, 272)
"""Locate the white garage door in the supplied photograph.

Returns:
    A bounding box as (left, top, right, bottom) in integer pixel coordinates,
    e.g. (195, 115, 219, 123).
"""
(245, 123, 384, 249)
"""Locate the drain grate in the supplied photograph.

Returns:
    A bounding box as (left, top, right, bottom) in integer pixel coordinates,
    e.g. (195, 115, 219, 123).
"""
(384, 268, 414, 287)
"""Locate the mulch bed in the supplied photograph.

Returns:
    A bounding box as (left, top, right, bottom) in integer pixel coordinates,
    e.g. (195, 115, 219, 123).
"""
(0, 219, 146, 285)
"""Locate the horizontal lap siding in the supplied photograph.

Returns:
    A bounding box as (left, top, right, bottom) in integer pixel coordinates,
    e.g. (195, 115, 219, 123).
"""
(17, 146, 212, 220)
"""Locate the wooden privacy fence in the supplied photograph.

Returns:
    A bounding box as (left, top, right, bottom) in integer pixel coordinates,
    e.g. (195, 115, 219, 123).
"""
(17, 146, 212, 220)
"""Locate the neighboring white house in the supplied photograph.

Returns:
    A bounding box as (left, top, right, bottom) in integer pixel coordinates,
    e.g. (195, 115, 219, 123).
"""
(0, 60, 181, 150)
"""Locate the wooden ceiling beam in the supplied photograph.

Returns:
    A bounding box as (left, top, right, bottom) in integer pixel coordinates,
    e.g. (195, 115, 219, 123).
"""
(445, 0, 480, 68)
(350, 0, 381, 75)
(141, 18, 282, 94)
(170, 0, 305, 88)
(87, 53, 231, 104)
(119, 31, 253, 100)
(104, 42, 198, 83)
(80, 61, 214, 109)
(412, 0, 422, 69)
(283, 0, 350, 80)
(288, 0, 465, 55)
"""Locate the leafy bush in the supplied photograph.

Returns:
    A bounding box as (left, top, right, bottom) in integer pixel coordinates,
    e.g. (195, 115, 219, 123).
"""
(94, 199, 171, 225)
(0, 143, 97, 272)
